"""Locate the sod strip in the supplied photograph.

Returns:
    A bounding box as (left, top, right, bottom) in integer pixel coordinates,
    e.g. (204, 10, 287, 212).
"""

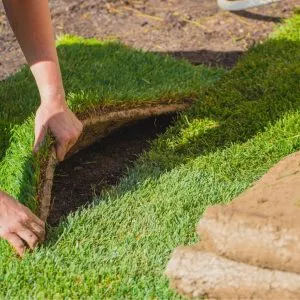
(0, 36, 223, 216)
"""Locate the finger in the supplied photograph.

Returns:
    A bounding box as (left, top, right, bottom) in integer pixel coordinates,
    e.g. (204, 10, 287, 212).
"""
(66, 138, 77, 153)
(29, 222, 45, 242)
(30, 213, 45, 229)
(34, 123, 48, 153)
(4, 233, 26, 257)
(55, 141, 68, 162)
(21, 205, 45, 228)
(17, 229, 39, 250)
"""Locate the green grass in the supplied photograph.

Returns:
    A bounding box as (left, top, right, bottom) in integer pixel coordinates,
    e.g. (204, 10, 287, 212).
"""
(0, 37, 223, 211)
(0, 13, 299, 298)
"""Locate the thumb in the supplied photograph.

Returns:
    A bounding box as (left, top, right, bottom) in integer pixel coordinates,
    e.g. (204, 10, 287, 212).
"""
(33, 123, 48, 153)
(55, 140, 68, 161)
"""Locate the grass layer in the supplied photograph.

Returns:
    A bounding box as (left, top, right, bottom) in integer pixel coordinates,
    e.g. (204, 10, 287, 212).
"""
(0, 14, 299, 298)
(0, 37, 223, 211)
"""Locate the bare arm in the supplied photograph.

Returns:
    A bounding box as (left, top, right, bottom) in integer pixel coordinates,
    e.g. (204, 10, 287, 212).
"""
(3, 0, 63, 100)
(3, 0, 83, 160)
(1, 0, 82, 256)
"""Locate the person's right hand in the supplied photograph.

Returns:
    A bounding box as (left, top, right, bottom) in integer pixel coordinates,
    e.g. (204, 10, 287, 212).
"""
(0, 191, 45, 256)
(34, 99, 83, 162)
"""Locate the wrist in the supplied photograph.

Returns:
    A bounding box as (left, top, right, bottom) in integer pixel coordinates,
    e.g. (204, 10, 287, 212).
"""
(40, 85, 67, 107)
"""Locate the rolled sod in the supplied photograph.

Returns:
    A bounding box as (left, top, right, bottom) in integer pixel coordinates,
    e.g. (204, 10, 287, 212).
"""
(166, 247, 300, 299)
(198, 152, 300, 274)
(166, 152, 300, 299)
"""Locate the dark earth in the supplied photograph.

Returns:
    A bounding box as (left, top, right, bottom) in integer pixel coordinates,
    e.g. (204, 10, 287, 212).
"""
(49, 114, 176, 225)
(0, 0, 298, 225)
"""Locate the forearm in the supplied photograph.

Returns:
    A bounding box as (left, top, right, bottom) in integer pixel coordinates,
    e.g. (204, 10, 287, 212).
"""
(3, 0, 65, 103)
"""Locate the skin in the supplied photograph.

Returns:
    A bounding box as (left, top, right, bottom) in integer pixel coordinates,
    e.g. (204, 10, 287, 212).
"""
(1, 0, 83, 256)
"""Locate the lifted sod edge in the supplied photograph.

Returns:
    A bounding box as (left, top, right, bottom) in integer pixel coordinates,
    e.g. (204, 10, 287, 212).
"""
(0, 34, 225, 224)
(38, 102, 189, 222)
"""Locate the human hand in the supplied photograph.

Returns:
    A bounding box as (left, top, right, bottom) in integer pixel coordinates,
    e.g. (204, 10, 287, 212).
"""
(0, 191, 45, 257)
(34, 97, 83, 161)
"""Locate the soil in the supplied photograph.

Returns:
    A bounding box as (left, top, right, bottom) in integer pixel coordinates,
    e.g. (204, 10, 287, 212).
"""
(0, 0, 297, 79)
(49, 113, 176, 226)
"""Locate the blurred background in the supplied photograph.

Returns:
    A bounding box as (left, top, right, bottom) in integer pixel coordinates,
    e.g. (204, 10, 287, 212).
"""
(0, 0, 296, 80)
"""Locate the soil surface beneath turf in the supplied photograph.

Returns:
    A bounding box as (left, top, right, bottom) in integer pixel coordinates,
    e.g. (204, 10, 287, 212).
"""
(49, 114, 175, 226)
(0, 0, 297, 79)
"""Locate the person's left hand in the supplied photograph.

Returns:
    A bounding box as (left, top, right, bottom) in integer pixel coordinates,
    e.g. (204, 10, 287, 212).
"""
(33, 98, 83, 161)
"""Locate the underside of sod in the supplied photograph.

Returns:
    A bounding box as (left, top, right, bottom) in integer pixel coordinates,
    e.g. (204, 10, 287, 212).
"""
(39, 103, 188, 222)
(0, 35, 223, 218)
(166, 152, 300, 298)
(0, 13, 299, 299)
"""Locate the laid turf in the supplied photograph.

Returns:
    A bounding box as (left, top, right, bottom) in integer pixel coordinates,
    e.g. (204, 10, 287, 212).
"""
(0, 13, 299, 298)
(0, 37, 223, 211)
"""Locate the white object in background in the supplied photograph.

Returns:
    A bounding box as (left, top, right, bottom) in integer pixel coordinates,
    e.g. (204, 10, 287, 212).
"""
(217, 0, 280, 11)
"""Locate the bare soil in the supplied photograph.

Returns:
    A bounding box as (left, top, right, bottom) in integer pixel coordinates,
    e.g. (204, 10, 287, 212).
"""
(0, 0, 297, 79)
(49, 113, 176, 226)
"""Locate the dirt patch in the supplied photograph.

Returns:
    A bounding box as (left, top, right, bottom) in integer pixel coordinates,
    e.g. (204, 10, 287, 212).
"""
(0, 0, 297, 79)
(49, 113, 176, 226)
(46, 108, 180, 226)
(38, 103, 186, 223)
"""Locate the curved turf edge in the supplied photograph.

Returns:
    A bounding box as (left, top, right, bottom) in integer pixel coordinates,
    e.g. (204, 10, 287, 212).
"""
(0, 36, 224, 244)
(39, 103, 188, 221)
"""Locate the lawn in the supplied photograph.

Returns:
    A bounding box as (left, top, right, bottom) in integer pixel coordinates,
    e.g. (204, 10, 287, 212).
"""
(0, 13, 299, 298)
(0, 37, 222, 212)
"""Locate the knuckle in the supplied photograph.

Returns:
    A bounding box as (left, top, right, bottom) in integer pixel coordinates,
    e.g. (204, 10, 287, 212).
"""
(18, 213, 30, 223)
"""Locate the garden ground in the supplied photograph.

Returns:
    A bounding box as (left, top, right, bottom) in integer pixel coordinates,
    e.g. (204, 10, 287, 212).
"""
(0, 0, 297, 79)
